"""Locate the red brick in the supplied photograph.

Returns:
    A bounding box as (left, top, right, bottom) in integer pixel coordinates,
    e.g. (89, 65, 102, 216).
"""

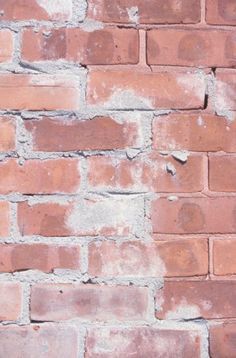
(152, 197, 236, 234)
(88, 153, 204, 193)
(31, 284, 149, 321)
(206, 0, 236, 25)
(0, 324, 79, 358)
(0, 0, 72, 21)
(18, 197, 142, 237)
(156, 281, 236, 319)
(88, 0, 201, 24)
(0, 244, 81, 273)
(22, 28, 139, 65)
(0, 158, 80, 194)
(0, 30, 14, 63)
(147, 29, 236, 67)
(0, 117, 15, 151)
(0, 74, 80, 111)
(25, 117, 139, 151)
(88, 239, 208, 278)
(87, 69, 205, 109)
(153, 113, 236, 152)
(209, 155, 236, 192)
(0, 202, 10, 237)
(216, 69, 236, 112)
(0, 282, 22, 321)
(213, 239, 236, 275)
(210, 322, 236, 358)
(86, 327, 202, 358)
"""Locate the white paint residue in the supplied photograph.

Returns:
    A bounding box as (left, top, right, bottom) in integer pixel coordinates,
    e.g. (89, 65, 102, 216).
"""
(127, 6, 139, 23)
(177, 73, 205, 102)
(166, 299, 201, 320)
(80, 18, 104, 32)
(104, 89, 153, 110)
(65, 197, 143, 236)
(36, 0, 72, 19)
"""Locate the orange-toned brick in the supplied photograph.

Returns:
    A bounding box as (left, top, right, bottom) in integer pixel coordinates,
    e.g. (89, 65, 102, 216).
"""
(25, 117, 139, 151)
(88, 0, 201, 24)
(213, 239, 236, 275)
(0, 282, 22, 321)
(0, 30, 14, 63)
(87, 69, 206, 109)
(0, 244, 81, 273)
(153, 113, 236, 152)
(0, 117, 15, 151)
(22, 28, 139, 64)
(0, 74, 80, 111)
(147, 28, 236, 67)
(206, 0, 236, 25)
(0, 158, 80, 194)
(152, 197, 236, 234)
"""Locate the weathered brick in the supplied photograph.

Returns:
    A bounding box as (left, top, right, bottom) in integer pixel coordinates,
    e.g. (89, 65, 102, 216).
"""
(0, 282, 22, 321)
(31, 284, 149, 321)
(153, 113, 236, 152)
(87, 69, 206, 109)
(0, 30, 14, 63)
(86, 327, 202, 358)
(88, 239, 208, 278)
(213, 239, 236, 275)
(0, 117, 15, 151)
(206, 0, 236, 25)
(0, 158, 80, 194)
(152, 197, 236, 234)
(22, 28, 139, 64)
(0, 244, 81, 273)
(209, 155, 236, 192)
(0, 202, 10, 237)
(18, 197, 143, 237)
(0, 0, 72, 21)
(88, 0, 201, 24)
(25, 117, 139, 151)
(0, 74, 80, 110)
(156, 281, 236, 319)
(147, 29, 236, 67)
(216, 69, 236, 112)
(88, 153, 205, 193)
(0, 324, 79, 358)
(210, 323, 236, 358)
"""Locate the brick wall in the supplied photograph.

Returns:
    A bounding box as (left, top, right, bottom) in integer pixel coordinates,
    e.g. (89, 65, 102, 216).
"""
(0, 0, 235, 357)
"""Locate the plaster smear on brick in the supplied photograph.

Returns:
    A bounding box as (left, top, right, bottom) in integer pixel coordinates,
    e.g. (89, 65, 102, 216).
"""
(127, 6, 139, 24)
(165, 299, 201, 320)
(102, 90, 154, 110)
(177, 73, 206, 104)
(216, 81, 236, 120)
(65, 196, 144, 236)
(91, 241, 166, 278)
(80, 19, 104, 32)
(36, 0, 72, 19)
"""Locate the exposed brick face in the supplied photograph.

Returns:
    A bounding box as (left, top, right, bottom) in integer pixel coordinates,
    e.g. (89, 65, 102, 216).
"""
(31, 284, 149, 321)
(22, 28, 139, 64)
(0, 0, 235, 356)
(88, 0, 201, 24)
(86, 327, 202, 357)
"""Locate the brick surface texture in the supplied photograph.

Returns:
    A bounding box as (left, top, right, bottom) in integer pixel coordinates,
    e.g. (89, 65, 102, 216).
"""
(0, 0, 235, 357)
